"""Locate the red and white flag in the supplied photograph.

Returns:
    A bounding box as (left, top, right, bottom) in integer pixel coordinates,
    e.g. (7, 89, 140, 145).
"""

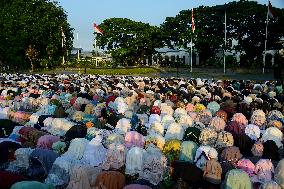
(94, 22, 103, 34)
(192, 8, 195, 33)
(268, 1, 274, 18)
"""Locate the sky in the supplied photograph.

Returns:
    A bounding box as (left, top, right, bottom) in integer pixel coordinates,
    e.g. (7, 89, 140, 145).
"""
(58, 0, 284, 51)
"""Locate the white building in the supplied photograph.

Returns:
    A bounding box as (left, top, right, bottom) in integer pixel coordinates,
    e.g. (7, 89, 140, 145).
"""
(148, 47, 199, 66)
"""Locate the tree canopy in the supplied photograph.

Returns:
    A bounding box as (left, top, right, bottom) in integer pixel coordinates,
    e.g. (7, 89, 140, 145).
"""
(96, 0, 284, 67)
(161, 0, 284, 67)
(0, 0, 73, 70)
(96, 18, 164, 66)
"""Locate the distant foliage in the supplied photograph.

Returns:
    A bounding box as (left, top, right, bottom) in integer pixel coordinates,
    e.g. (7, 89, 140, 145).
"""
(96, 18, 165, 66)
(161, 0, 284, 67)
(96, 1, 284, 68)
(0, 0, 73, 71)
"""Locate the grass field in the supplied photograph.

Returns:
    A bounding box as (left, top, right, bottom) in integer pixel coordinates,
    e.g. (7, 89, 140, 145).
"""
(86, 67, 161, 75)
(35, 67, 274, 81)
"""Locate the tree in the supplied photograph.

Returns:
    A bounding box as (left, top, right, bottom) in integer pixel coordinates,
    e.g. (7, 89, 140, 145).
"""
(226, 0, 284, 67)
(161, 6, 224, 65)
(26, 45, 38, 71)
(0, 0, 73, 70)
(46, 44, 58, 69)
(96, 18, 164, 66)
(161, 0, 284, 67)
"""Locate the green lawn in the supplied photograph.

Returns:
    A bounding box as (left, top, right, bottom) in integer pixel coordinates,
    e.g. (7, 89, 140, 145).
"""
(83, 67, 161, 75)
(35, 67, 273, 81)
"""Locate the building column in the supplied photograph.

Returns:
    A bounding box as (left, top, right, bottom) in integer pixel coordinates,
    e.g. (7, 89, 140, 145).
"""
(152, 55, 155, 65)
(196, 52, 199, 66)
(185, 52, 190, 65)
(236, 52, 240, 64)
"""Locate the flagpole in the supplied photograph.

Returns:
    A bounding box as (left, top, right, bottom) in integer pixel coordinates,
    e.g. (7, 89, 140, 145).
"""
(191, 8, 195, 73)
(93, 22, 103, 67)
(61, 27, 65, 68)
(191, 37, 193, 73)
(62, 55, 65, 66)
(94, 34, 98, 67)
(77, 32, 80, 62)
(224, 5, 227, 74)
(263, 0, 269, 74)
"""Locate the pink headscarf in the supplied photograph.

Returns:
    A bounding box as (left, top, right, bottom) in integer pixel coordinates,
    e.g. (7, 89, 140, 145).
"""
(36, 135, 60, 149)
(253, 159, 274, 183)
(237, 159, 256, 177)
(125, 131, 145, 148)
(186, 103, 195, 112)
(232, 113, 248, 127)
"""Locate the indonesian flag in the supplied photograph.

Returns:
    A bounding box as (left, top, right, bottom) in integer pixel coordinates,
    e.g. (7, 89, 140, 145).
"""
(94, 22, 103, 34)
(192, 8, 195, 33)
(268, 1, 274, 18)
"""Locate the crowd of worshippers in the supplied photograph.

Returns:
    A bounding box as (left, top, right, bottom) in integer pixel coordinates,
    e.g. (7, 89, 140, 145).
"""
(0, 73, 284, 189)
